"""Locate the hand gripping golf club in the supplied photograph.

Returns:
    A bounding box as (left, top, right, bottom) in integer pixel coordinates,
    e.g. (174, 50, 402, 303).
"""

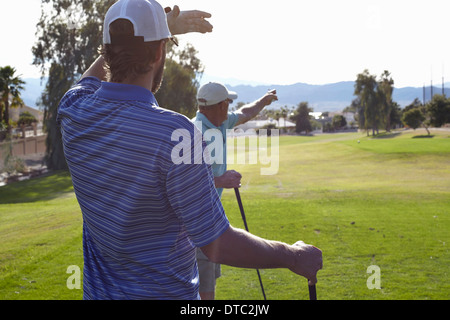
(234, 188, 267, 300)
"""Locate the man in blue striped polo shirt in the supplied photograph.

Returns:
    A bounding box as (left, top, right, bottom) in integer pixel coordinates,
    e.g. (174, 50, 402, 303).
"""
(58, 0, 322, 300)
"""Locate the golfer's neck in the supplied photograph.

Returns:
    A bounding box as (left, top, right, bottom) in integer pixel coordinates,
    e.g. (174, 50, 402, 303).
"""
(200, 111, 222, 127)
(120, 73, 154, 92)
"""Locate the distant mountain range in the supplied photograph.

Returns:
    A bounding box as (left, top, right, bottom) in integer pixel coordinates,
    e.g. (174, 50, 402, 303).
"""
(225, 81, 450, 112)
(21, 78, 46, 110)
(22, 77, 450, 113)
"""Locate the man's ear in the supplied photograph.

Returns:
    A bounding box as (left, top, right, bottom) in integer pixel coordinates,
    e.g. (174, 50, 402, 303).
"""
(219, 101, 227, 110)
(154, 40, 166, 63)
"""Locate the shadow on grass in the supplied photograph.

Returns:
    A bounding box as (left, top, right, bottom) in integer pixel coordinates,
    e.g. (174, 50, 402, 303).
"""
(371, 132, 402, 139)
(412, 135, 435, 139)
(0, 170, 74, 204)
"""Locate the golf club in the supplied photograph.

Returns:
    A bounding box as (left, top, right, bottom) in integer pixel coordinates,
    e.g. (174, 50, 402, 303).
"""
(308, 283, 317, 300)
(234, 187, 267, 300)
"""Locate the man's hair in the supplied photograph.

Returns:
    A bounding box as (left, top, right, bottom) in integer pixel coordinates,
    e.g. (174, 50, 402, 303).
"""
(100, 19, 165, 83)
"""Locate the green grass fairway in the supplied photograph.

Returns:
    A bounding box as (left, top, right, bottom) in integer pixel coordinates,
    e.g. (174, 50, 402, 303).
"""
(1, 129, 449, 300)
(218, 129, 450, 300)
(0, 171, 83, 300)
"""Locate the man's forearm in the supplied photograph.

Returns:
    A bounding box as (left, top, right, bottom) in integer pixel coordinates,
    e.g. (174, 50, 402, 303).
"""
(201, 226, 294, 270)
(81, 56, 107, 81)
(237, 98, 268, 125)
(201, 225, 322, 283)
(236, 91, 277, 125)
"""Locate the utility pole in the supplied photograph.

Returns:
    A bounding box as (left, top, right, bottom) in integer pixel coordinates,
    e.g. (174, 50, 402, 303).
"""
(423, 84, 426, 105)
(431, 79, 433, 99)
(431, 67, 434, 99)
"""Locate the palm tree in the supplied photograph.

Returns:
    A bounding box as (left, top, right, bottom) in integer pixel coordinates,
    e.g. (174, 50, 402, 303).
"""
(0, 66, 26, 135)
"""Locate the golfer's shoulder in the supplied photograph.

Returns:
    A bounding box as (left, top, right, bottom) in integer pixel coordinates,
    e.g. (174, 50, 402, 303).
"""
(60, 77, 101, 105)
(157, 107, 197, 132)
(70, 77, 101, 95)
(225, 111, 240, 129)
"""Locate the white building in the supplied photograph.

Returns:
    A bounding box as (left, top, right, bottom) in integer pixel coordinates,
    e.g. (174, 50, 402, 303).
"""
(235, 117, 296, 133)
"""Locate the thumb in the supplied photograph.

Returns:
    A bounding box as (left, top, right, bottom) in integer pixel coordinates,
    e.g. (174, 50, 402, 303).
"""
(172, 5, 180, 18)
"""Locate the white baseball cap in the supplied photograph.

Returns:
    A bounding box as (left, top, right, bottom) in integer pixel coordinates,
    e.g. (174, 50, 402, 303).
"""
(197, 82, 238, 107)
(103, 0, 173, 45)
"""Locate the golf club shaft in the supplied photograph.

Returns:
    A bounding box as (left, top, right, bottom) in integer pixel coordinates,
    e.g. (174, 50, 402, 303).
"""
(234, 188, 249, 231)
(234, 188, 267, 300)
(308, 284, 317, 300)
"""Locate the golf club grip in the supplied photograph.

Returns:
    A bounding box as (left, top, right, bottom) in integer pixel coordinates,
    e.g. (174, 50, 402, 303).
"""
(308, 284, 317, 300)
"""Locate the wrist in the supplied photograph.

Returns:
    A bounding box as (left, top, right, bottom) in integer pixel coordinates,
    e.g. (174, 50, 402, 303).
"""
(268, 241, 296, 270)
(214, 175, 222, 188)
(284, 243, 297, 271)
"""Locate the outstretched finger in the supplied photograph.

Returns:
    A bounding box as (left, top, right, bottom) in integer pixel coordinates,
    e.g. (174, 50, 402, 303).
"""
(182, 10, 212, 19)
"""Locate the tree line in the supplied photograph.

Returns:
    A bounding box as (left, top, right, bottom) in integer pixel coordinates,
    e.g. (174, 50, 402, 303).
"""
(402, 95, 450, 134)
(352, 69, 449, 136)
(264, 69, 449, 135)
(31, 0, 204, 170)
(3, 0, 450, 169)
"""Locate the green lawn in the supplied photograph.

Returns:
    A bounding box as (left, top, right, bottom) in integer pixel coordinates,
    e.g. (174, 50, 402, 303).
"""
(1, 129, 449, 300)
(0, 171, 83, 300)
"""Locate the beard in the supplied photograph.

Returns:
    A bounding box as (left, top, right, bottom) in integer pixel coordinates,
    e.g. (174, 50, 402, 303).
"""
(151, 59, 165, 94)
(151, 45, 166, 94)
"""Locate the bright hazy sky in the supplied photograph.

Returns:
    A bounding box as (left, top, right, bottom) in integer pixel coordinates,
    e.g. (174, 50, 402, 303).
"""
(2, 0, 449, 88)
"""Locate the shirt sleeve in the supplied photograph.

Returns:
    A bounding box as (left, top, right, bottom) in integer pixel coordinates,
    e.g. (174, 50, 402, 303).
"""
(57, 77, 101, 125)
(165, 123, 230, 248)
(226, 112, 240, 129)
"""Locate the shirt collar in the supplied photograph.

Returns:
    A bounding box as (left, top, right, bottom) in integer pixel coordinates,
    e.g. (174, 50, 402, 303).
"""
(96, 81, 157, 105)
(195, 111, 218, 130)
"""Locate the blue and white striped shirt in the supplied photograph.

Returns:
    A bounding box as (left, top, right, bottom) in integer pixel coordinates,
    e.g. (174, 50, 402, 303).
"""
(57, 77, 229, 300)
